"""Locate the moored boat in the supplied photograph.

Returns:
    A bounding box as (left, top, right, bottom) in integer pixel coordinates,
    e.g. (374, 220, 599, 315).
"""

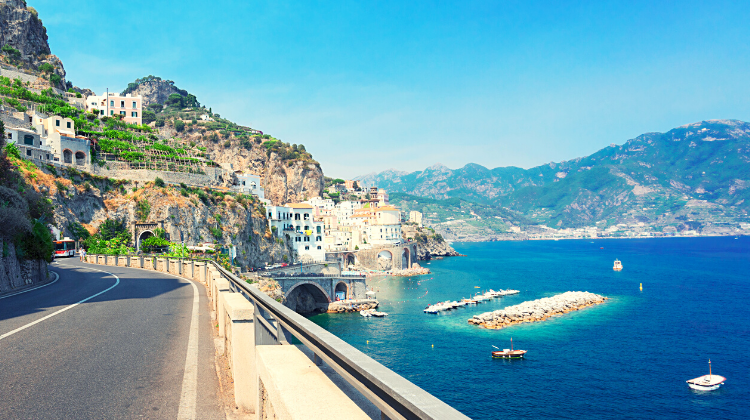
(492, 338, 527, 359)
(686, 360, 725, 391)
(613, 259, 623, 271)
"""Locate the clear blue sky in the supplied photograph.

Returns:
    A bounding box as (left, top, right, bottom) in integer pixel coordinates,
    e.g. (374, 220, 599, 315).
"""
(34, 0, 750, 178)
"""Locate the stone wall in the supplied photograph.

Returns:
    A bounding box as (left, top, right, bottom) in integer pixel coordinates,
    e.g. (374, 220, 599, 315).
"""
(353, 244, 418, 271)
(0, 238, 49, 294)
(86, 164, 224, 187)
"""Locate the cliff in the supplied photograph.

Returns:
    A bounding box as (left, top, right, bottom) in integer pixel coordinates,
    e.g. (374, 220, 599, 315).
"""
(153, 123, 325, 205)
(402, 225, 459, 259)
(19, 164, 295, 269)
(0, 0, 65, 85)
(122, 76, 190, 107)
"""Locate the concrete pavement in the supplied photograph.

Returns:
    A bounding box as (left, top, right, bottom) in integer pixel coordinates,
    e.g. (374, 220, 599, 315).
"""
(0, 258, 225, 419)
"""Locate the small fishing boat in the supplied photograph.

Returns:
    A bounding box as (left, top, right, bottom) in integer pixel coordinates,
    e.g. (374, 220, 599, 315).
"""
(360, 310, 373, 317)
(370, 311, 388, 317)
(492, 338, 527, 359)
(686, 360, 725, 391)
(613, 259, 623, 271)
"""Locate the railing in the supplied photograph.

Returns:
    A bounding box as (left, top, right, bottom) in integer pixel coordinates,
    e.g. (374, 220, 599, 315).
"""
(211, 261, 471, 420)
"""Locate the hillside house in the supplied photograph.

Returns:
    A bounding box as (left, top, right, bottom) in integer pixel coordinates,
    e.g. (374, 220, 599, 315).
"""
(86, 92, 143, 125)
(267, 203, 326, 262)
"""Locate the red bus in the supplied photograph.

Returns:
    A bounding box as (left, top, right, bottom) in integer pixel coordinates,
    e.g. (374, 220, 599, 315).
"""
(54, 239, 76, 257)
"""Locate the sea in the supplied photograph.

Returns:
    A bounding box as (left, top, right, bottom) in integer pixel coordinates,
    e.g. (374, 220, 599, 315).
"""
(310, 237, 750, 419)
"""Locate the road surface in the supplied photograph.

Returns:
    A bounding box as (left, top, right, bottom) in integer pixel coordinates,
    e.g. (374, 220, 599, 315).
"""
(0, 258, 226, 419)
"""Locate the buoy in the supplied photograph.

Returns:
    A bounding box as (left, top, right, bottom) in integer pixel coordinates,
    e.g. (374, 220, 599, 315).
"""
(432, 344, 434, 348)
(367, 340, 369, 344)
(640, 283, 643, 291)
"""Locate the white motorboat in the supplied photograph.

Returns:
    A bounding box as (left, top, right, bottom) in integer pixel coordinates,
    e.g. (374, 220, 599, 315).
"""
(687, 360, 725, 391)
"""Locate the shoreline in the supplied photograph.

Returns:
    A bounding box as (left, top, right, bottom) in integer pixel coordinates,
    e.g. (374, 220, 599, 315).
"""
(447, 233, 747, 244)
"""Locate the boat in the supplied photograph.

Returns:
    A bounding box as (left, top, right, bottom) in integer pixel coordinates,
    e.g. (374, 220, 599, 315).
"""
(686, 360, 725, 391)
(360, 310, 373, 317)
(613, 259, 623, 271)
(370, 311, 388, 317)
(492, 338, 527, 359)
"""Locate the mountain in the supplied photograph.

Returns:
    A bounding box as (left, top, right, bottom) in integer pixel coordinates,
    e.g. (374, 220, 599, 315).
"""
(0, 0, 66, 88)
(358, 120, 750, 230)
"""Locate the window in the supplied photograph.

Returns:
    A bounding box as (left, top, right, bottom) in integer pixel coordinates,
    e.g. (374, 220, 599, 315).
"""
(268, 212, 272, 218)
(23, 135, 34, 145)
(316, 236, 322, 241)
(110, 110, 114, 115)
(305, 246, 310, 250)
(132, 101, 137, 109)
(304, 213, 309, 220)
(120, 111, 126, 116)
(304, 226, 309, 231)
(317, 246, 322, 250)
(317, 226, 321, 233)
(120, 101, 124, 108)
(110, 100, 114, 107)
(131, 111, 138, 117)
(6, 133, 11, 139)
(295, 237, 301, 242)
(295, 214, 300, 220)
(55, 119, 60, 127)
(26, 149, 31, 156)
(304, 237, 310, 242)
(66, 121, 71, 128)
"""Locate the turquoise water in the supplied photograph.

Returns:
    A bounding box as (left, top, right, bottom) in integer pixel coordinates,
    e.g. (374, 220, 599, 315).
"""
(310, 237, 750, 419)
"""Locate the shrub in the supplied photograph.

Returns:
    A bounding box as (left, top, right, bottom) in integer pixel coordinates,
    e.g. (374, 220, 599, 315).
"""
(223, 140, 231, 148)
(49, 74, 62, 85)
(209, 226, 222, 239)
(68, 222, 91, 241)
(154, 177, 165, 187)
(135, 199, 151, 221)
(38, 63, 54, 73)
(174, 120, 185, 132)
(155, 118, 165, 127)
(4, 142, 20, 159)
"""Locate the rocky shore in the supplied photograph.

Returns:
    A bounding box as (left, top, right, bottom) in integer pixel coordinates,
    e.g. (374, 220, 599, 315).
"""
(468, 291, 608, 329)
(391, 263, 430, 277)
(327, 299, 379, 313)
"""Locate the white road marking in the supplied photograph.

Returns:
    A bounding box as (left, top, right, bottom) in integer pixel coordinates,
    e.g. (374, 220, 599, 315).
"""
(177, 277, 200, 420)
(0, 266, 120, 341)
(0, 271, 59, 300)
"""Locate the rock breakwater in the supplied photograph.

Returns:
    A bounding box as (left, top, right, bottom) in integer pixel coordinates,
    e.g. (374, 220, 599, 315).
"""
(468, 291, 607, 329)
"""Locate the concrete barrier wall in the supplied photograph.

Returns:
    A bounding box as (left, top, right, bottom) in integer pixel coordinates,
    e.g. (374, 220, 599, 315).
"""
(82, 255, 371, 419)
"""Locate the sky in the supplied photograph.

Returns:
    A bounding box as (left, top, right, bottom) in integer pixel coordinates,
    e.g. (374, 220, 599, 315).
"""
(33, 0, 750, 178)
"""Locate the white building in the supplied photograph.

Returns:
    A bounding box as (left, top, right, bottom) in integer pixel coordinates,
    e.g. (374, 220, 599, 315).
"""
(233, 172, 264, 199)
(409, 211, 423, 227)
(266, 203, 325, 262)
(86, 92, 143, 125)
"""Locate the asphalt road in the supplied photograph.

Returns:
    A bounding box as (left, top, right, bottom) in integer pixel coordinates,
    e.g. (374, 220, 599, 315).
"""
(0, 258, 225, 420)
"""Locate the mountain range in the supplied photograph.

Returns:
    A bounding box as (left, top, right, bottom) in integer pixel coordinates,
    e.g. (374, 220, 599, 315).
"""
(357, 120, 750, 230)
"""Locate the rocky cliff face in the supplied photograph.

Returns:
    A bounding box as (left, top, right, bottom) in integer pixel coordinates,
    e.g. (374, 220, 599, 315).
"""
(157, 125, 325, 205)
(0, 0, 65, 83)
(23, 165, 294, 269)
(402, 225, 460, 259)
(0, 237, 48, 293)
(125, 78, 187, 107)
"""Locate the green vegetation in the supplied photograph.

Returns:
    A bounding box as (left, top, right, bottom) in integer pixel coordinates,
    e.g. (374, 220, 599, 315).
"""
(135, 199, 151, 221)
(84, 219, 133, 255)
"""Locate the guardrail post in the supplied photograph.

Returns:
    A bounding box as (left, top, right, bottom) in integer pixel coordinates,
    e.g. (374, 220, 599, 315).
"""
(222, 294, 256, 413)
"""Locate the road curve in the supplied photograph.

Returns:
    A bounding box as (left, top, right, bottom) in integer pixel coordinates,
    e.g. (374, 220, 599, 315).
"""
(0, 258, 225, 420)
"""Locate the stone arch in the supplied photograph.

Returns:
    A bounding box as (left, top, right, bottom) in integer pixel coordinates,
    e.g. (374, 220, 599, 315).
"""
(344, 252, 357, 267)
(74, 151, 86, 165)
(402, 247, 411, 269)
(377, 250, 393, 271)
(138, 230, 154, 252)
(334, 281, 348, 301)
(63, 149, 73, 164)
(285, 281, 331, 314)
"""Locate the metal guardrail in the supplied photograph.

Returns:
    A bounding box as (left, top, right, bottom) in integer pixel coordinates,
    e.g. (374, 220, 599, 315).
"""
(209, 261, 471, 420)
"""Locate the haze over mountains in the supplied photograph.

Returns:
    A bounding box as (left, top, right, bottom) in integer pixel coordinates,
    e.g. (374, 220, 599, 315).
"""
(357, 120, 750, 232)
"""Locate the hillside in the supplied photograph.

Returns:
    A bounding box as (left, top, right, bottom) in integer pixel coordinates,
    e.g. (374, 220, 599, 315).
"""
(359, 120, 750, 232)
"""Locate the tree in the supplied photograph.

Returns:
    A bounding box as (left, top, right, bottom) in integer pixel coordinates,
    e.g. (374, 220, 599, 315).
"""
(165, 93, 184, 108)
(142, 109, 156, 124)
(174, 120, 185, 132)
(147, 103, 163, 113)
(38, 63, 54, 73)
(49, 74, 62, 85)
(154, 177, 165, 187)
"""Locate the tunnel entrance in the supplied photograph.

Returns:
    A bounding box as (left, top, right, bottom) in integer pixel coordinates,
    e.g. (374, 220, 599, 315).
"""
(334, 282, 348, 301)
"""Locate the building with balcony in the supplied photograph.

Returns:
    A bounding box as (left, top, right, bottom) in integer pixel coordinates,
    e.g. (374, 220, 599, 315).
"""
(86, 92, 143, 125)
(267, 203, 326, 262)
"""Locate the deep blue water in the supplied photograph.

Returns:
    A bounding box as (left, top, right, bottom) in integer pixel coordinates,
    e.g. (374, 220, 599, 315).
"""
(310, 237, 750, 419)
